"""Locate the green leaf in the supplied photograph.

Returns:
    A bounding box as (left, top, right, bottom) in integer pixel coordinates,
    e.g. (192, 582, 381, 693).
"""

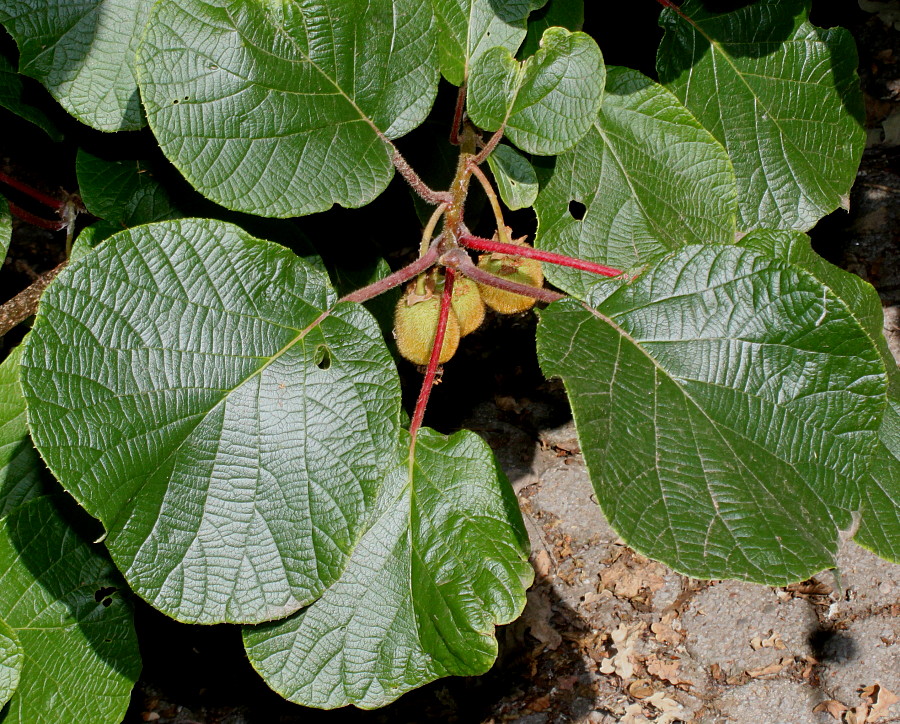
(520, 0, 583, 58)
(468, 26, 604, 155)
(69, 220, 124, 261)
(244, 428, 531, 710)
(534, 67, 737, 297)
(537, 245, 887, 584)
(0, 345, 42, 518)
(0, 54, 61, 141)
(855, 397, 900, 563)
(0, 0, 150, 131)
(136, 0, 439, 217)
(0, 496, 140, 723)
(486, 143, 538, 210)
(75, 150, 179, 227)
(430, 0, 543, 86)
(22, 219, 402, 624)
(0, 618, 21, 711)
(657, 0, 865, 231)
(737, 229, 900, 396)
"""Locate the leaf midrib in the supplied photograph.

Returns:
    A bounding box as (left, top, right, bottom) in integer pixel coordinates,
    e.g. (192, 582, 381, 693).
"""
(575, 297, 851, 554)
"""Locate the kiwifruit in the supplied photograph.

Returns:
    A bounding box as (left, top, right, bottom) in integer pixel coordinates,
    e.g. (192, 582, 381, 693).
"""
(434, 274, 485, 336)
(393, 291, 461, 365)
(476, 241, 544, 314)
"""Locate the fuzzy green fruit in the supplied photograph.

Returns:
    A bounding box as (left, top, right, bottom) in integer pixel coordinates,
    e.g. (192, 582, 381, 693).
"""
(393, 292, 461, 365)
(476, 244, 544, 314)
(435, 275, 486, 336)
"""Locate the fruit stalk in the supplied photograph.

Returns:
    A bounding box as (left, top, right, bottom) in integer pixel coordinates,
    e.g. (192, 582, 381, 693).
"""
(467, 162, 513, 246)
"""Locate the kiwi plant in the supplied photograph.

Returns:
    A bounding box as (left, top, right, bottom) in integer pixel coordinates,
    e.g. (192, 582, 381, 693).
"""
(0, 0, 896, 719)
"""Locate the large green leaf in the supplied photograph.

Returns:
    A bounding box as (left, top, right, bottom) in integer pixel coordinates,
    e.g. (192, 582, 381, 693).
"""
(737, 229, 900, 396)
(520, 0, 583, 58)
(0, 0, 149, 131)
(0, 496, 140, 723)
(136, 0, 439, 218)
(0, 345, 42, 518)
(244, 428, 531, 709)
(21, 218, 402, 624)
(75, 150, 179, 228)
(537, 245, 887, 583)
(657, 0, 865, 231)
(0, 618, 21, 711)
(855, 397, 900, 563)
(430, 0, 542, 86)
(534, 67, 737, 297)
(0, 54, 61, 141)
(468, 26, 604, 155)
(486, 143, 538, 211)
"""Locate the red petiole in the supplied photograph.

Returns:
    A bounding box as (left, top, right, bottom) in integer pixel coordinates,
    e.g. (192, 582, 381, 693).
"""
(441, 248, 565, 303)
(0, 170, 65, 211)
(339, 243, 441, 305)
(6, 201, 68, 231)
(459, 234, 623, 278)
(409, 266, 456, 445)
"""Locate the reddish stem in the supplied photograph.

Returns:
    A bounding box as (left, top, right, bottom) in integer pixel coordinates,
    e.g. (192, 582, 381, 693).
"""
(443, 248, 565, 304)
(409, 267, 456, 443)
(7, 201, 67, 231)
(0, 170, 65, 210)
(449, 82, 467, 146)
(471, 126, 505, 166)
(339, 244, 440, 304)
(459, 234, 624, 278)
(653, 0, 691, 21)
(388, 147, 453, 206)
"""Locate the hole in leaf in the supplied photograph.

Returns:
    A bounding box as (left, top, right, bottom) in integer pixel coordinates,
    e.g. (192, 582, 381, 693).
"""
(314, 345, 331, 370)
(172, 99, 179, 104)
(568, 200, 586, 221)
(94, 586, 117, 606)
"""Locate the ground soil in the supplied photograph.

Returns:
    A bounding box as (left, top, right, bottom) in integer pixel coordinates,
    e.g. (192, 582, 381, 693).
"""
(1, 3, 899, 723)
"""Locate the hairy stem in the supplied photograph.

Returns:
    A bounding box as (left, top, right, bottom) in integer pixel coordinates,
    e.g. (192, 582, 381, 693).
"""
(339, 244, 440, 305)
(471, 125, 505, 166)
(409, 267, 456, 445)
(459, 234, 624, 278)
(467, 163, 512, 246)
(419, 204, 447, 258)
(0, 170, 64, 210)
(443, 249, 565, 303)
(379, 135, 452, 205)
(7, 202, 67, 231)
(0, 261, 67, 337)
(449, 82, 467, 146)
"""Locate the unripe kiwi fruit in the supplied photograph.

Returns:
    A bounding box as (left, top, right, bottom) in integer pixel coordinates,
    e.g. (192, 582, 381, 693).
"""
(434, 274, 485, 336)
(393, 292, 461, 366)
(476, 241, 544, 314)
